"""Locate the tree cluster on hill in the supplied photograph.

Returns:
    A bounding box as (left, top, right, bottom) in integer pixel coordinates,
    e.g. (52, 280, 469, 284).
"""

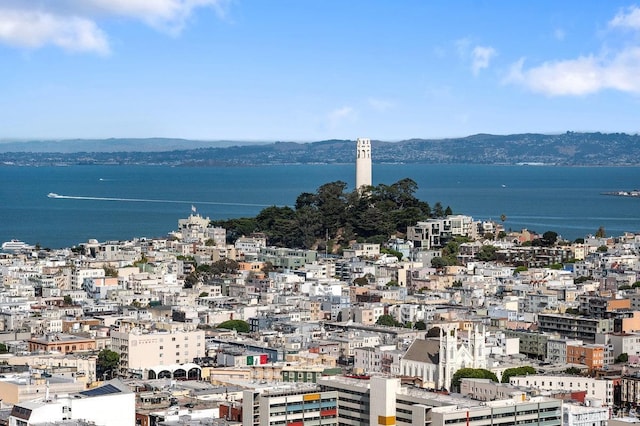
(213, 178, 449, 251)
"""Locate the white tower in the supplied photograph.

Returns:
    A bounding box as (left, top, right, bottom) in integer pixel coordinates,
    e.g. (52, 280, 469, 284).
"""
(355, 137, 372, 191)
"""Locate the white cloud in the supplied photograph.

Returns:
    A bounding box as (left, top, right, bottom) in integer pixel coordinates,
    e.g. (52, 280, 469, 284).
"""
(504, 6, 640, 96)
(504, 49, 640, 96)
(554, 28, 566, 41)
(455, 38, 497, 75)
(368, 98, 395, 112)
(0, 0, 228, 53)
(609, 5, 640, 30)
(471, 46, 496, 75)
(0, 8, 109, 54)
(326, 106, 356, 129)
(77, 0, 229, 34)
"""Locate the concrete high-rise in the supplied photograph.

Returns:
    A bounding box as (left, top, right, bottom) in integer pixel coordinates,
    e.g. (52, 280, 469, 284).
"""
(355, 137, 372, 191)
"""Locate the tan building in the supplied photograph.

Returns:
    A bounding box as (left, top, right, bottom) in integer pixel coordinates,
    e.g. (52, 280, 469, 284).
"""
(0, 373, 85, 404)
(27, 333, 97, 354)
(111, 327, 205, 377)
(6, 353, 97, 383)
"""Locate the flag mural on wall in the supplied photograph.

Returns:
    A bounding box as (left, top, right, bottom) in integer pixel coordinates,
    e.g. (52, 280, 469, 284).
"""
(246, 354, 269, 365)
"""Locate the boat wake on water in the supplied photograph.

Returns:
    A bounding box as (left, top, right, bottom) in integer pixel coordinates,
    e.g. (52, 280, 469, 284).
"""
(46, 193, 273, 207)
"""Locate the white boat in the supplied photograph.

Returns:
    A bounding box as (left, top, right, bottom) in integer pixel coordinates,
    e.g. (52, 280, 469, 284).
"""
(47, 193, 61, 198)
(1, 239, 34, 251)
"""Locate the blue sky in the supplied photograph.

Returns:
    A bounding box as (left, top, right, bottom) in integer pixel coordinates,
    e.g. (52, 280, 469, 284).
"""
(2, 1, 640, 141)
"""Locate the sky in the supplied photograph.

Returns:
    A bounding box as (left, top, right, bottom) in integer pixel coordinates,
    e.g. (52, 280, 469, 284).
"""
(2, 1, 640, 141)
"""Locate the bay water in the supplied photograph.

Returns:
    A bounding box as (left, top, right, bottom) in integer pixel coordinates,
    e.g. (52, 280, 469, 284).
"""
(1, 164, 639, 249)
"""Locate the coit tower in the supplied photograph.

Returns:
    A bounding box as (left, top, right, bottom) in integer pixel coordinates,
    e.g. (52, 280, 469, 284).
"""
(355, 137, 372, 191)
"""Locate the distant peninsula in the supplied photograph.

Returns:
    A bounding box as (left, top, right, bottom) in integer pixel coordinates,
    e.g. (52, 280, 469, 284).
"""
(1, 131, 640, 166)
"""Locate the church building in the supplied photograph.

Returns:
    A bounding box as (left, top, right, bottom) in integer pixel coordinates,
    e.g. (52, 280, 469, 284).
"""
(398, 323, 487, 390)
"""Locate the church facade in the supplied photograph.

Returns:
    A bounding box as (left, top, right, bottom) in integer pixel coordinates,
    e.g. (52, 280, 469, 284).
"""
(398, 323, 487, 390)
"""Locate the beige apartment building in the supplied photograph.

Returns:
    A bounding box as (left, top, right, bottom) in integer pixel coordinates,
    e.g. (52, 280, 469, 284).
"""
(111, 327, 205, 378)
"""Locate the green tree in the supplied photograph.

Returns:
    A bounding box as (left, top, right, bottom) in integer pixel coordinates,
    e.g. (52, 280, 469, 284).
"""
(97, 349, 119, 380)
(385, 280, 399, 287)
(440, 238, 469, 266)
(476, 245, 498, 261)
(632, 281, 640, 288)
(63, 295, 73, 306)
(595, 226, 606, 238)
(210, 258, 240, 275)
(564, 366, 582, 375)
(432, 202, 445, 218)
(514, 266, 528, 275)
(542, 231, 558, 246)
(261, 261, 276, 275)
(615, 353, 629, 363)
(381, 247, 403, 261)
(353, 277, 369, 286)
(414, 320, 427, 330)
(184, 272, 199, 289)
(316, 181, 348, 235)
(0, 343, 8, 354)
(211, 217, 258, 243)
(103, 266, 118, 277)
(431, 257, 447, 269)
(501, 366, 536, 383)
(217, 320, 250, 333)
(451, 368, 498, 391)
(597, 245, 608, 253)
(376, 314, 402, 327)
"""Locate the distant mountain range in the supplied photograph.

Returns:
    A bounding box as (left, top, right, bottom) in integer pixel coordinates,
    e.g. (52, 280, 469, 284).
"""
(1, 132, 639, 166)
(0, 138, 266, 153)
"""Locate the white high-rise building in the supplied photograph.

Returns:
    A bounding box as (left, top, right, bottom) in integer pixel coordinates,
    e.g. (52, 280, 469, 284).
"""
(355, 137, 372, 191)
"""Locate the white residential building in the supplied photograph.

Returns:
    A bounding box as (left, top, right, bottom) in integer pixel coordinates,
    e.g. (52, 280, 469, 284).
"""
(509, 374, 615, 406)
(7, 379, 135, 426)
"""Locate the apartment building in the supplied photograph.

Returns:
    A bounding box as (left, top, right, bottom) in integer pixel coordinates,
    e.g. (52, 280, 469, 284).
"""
(546, 338, 583, 364)
(503, 330, 553, 358)
(242, 384, 339, 426)
(257, 247, 318, 270)
(509, 375, 616, 406)
(407, 219, 452, 250)
(110, 326, 205, 378)
(537, 314, 613, 342)
(316, 375, 562, 426)
(596, 332, 640, 359)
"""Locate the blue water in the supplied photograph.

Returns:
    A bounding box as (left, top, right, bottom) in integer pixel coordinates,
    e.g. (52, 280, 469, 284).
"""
(0, 164, 639, 249)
